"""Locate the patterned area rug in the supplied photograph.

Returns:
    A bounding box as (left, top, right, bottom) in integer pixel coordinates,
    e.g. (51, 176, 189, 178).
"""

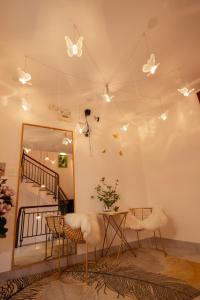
(1, 250, 200, 300)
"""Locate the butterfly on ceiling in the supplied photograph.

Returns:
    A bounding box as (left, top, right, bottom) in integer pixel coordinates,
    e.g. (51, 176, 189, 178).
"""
(142, 53, 160, 76)
(18, 68, 32, 85)
(177, 87, 194, 97)
(64, 36, 84, 57)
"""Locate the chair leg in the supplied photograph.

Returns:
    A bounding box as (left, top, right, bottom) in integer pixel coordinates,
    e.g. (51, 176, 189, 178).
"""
(158, 229, 167, 256)
(94, 246, 97, 264)
(85, 243, 88, 284)
(136, 231, 141, 248)
(51, 233, 54, 257)
(153, 231, 158, 249)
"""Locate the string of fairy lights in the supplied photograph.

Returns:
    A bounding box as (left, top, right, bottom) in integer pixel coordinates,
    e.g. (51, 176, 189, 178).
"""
(3, 26, 196, 147)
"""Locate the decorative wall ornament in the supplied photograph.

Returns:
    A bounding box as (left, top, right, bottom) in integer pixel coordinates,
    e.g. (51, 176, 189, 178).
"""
(58, 153, 68, 168)
(17, 67, 32, 85)
(177, 87, 195, 97)
(65, 36, 84, 57)
(142, 53, 160, 76)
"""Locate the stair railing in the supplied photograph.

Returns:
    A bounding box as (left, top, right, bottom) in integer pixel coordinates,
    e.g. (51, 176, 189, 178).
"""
(21, 151, 59, 199)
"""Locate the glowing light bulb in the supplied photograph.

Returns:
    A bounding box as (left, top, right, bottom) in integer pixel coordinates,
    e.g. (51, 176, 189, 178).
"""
(142, 53, 160, 77)
(24, 147, 31, 154)
(75, 122, 85, 134)
(62, 137, 72, 145)
(41, 184, 45, 188)
(18, 68, 32, 85)
(65, 36, 84, 57)
(45, 157, 49, 161)
(177, 87, 194, 97)
(36, 215, 41, 220)
(103, 93, 113, 103)
(102, 84, 114, 102)
(159, 111, 168, 121)
(21, 98, 31, 111)
(50, 160, 56, 165)
(121, 123, 129, 132)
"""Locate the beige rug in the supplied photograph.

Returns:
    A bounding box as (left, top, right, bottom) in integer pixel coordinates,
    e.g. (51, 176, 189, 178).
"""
(1, 249, 200, 300)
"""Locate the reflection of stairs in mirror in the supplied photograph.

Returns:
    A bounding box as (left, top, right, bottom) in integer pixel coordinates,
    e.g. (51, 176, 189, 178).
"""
(21, 150, 73, 214)
(15, 151, 74, 248)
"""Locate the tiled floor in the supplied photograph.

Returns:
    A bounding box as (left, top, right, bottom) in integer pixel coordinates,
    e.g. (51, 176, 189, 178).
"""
(14, 240, 76, 267)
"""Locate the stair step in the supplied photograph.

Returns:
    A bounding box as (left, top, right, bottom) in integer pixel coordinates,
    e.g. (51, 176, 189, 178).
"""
(46, 192, 54, 195)
(39, 188, 48, 192)
(32, 184, 40, 187)
(25, 180, 34, 183)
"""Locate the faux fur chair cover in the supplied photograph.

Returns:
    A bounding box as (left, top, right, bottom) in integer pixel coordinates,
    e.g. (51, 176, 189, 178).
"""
(64, 213, 101, 246)
(126, 207, 168, 231)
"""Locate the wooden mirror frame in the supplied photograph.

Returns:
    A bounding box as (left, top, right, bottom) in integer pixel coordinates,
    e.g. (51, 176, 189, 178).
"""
(11, 123, 76, 269)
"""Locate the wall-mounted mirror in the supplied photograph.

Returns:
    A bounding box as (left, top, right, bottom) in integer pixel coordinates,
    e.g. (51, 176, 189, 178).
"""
(13, 124, 76, 268)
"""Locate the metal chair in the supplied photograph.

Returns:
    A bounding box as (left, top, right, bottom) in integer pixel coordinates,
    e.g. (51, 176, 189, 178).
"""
(63, 224, 89, 283)
(129, 207, 167, 256)
(45, 215, 65, 260)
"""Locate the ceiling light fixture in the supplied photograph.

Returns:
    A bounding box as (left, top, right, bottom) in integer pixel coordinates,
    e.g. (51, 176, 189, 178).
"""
(102, 84, 113, 102)
(142, 53, 160, 76)
(64, 36, 84, 57)
(177, 87, 195, 97)
(18, 67, 32, 85)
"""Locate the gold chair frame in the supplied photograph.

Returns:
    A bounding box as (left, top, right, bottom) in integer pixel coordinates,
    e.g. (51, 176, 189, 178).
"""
(129, 208, 167, 256)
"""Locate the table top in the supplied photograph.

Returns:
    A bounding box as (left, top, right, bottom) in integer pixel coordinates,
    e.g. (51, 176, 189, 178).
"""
(99, 210, 129, 216)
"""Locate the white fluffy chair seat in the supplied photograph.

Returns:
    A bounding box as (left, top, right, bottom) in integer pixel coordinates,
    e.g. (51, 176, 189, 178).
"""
(126, 207, 168, 255)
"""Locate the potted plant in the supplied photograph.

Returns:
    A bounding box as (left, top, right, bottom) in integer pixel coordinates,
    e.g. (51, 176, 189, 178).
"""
(0, 178, 14, 238)
(92, 177, 120, 211)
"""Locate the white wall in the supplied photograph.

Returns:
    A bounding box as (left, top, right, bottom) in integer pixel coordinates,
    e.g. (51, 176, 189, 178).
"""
(139, 95, 200, 243)
(0, 100, 146, 272)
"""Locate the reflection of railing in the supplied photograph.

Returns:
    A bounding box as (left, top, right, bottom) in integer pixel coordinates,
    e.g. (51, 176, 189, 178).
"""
(21, 152, 59, 199)
(21, 152, 72, 213)
(15, 204, 60, 247)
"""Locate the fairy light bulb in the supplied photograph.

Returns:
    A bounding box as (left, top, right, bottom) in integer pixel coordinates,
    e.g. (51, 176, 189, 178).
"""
(45, 156, 49, 161)
(21, 98, 30, 111)
(159, 111, 168, 121)
(18, 67, 32, 85)
(178, 87, 194, 97)
(102, 84, 113, 103)
(36, 214, 41, 220)
(121, 123, 129, 132)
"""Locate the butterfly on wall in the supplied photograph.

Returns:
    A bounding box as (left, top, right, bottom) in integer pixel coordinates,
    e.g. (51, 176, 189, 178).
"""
(18, 68, 32, 85)
(64, 36, 84, 57)
(142, 53, 160, 76)
(177, 87, 194, 97)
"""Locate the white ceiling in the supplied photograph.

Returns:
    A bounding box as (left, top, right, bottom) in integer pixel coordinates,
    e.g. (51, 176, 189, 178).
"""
(0, 0, 200, 125)
(23, 125, 73, 153)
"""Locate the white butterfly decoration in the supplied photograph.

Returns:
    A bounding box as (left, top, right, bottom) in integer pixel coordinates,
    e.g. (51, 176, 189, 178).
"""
(62, 137, 72, 145)
(23, 147, 31, 154)
(177, 87, 194, 97)
(64, 36, 84, 57)
(142, 53, 160, 76)
(159, 111, 168, 121)
(18, 68, 32, 85)
(102, 84, 114, 102)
